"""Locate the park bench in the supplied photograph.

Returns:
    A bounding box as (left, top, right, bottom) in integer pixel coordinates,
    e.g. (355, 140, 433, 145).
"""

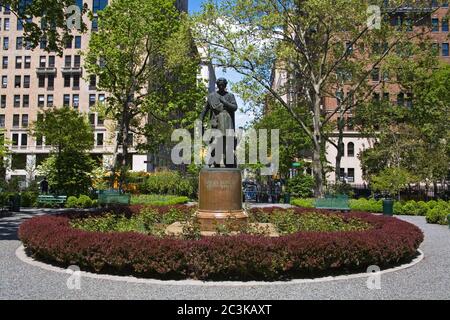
(315, 194, 350, 212)
(98, 190, 131, 206)
(37, 195, 67, 207)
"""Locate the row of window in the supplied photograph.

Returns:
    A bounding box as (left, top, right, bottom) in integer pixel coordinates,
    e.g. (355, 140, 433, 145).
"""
(0, 1, 108, 14)
(1, 55, 82, 69)
(0, 93, 105, 108)
(432, 17, 450, 32)
(0, 112, 105, 129)
(339, 168, 355, 183)
(6, 132, 107, 148)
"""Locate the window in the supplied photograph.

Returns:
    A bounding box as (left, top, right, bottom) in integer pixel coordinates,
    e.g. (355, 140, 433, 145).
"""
(0, 115, 5, 128)
(406, 93, 413, 108)
(23, 75, 30, 88)
(443, 19, 449, 32)
(16, 37, 23, 50)
(65, 55, 72, 67)
(432, 18, 439, 32)
(47, 95, 54, 107)
(339, 168, 345, 182)
(91, 17, 98, 31)
(75, 36, 82, 49)
(431, 0, 438, 7)
(1, 95, 6, 108)
(15, 56, 22, 69)
(89, 113, 96, 125)
(63, 94, 70, 106)
(13, 95, 20, 108)
(13, 114, 20, 127)
(12, 134, 19, 146)
(397, 93, 405, 106)
(98, 94, 105, 104)
(21, 114, 28, 127)
(38, 95, 45, 107)
(93, 0, 108, 13)
(48, 56, 55, 68)
(97, 114, 104, 126)
(14, 76, 21, 88)
(36, 134, 43, 146)
(38, 76, 45, 88)
(2, 56, 8, 69)
(74, 55, 81, 67)
(442, 43, 449, 56)
(23, 95, 29, 108)
(40, 38, 47, 49)
(347, 168, 355, 183)
(65, 37, 72, 49)
(4, 18, 10, 31)
(371, 68, 380, 82)
(347, 142, 355, 157)
(39, 56, 46, 68)
(3, 37, 9, 50)
(47, 75, 54, 89)
(383, 92, 390, 101)
(89, 75, 97, 88)
(89, 94, 96, 107)
(21, 133, 27, 146)
(73, 94, 79, 108)
(73, 75, 80, 88)
(24, 56, 31, 68)
(1, 76, 7, 88)
(97, 133, 104, 146)
(64, 75, 71, 87)
(4, 5, 11, 14)
(347, 117, 354, 130)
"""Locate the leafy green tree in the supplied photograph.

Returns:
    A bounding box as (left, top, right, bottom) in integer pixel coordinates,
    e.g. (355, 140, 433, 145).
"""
(85, 0, 205, 190)
(287, 174, 314, 198)
(193, 0, 438, 197)
(371, 167, 417, 200)
(30, 108, 95, 196)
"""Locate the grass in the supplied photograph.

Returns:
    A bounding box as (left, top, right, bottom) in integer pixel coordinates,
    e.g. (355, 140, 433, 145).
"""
(130, 194, 190, 206)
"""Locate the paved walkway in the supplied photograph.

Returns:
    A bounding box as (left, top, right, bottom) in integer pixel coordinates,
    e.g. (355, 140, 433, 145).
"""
(1, 208, 449, 300)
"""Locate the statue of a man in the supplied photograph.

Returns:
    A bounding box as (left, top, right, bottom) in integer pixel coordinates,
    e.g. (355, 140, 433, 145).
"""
(201, 78, 238, 168)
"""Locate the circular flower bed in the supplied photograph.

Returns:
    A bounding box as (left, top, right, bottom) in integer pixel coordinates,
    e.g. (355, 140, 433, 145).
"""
(18, 205, 423, 281)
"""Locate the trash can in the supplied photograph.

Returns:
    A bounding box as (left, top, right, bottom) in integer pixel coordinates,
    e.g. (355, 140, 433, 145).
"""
(382, 198, 394, 216)
(284, 193, 291, 204)
(9, 194, 21, 212)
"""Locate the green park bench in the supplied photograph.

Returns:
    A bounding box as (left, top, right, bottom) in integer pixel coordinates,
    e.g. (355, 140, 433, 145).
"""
(315, 194, 350, 212)
(37, 195, 68, 207)
(98, 190, 131, 206)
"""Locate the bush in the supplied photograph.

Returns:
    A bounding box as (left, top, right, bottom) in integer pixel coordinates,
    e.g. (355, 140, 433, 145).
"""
(21, 192, 38, 208)
(290, 198, 314, 208)
(287, 174, 314, 198)
(19, 205, 423, 281)
(426, 202, 450, 225)
(65, 195, 95, 208)
(349, 199, 383, 213)
(66, 196, 78, 208)
(131, 194, 189, 206)
(139, 171, 196, 198)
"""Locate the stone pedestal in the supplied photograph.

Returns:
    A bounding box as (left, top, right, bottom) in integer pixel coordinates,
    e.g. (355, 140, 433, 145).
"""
(196, 168, 248, 232)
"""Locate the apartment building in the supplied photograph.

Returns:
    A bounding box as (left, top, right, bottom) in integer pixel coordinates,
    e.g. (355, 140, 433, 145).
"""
(271, 1, 449, 185)
(0, 0, 195, 186)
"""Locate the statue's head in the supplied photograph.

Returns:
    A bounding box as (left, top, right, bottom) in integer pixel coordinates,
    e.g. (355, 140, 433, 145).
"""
(216, 78, 228, 91)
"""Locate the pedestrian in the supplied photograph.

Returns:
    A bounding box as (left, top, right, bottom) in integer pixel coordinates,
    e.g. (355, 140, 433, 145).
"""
(40, 177, 49, 194)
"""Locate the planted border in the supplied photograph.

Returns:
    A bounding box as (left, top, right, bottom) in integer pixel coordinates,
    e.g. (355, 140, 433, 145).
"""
(19, 205, 423, 281)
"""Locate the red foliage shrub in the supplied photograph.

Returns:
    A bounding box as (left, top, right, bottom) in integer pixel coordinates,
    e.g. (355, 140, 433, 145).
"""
(19, 206, 423, 281)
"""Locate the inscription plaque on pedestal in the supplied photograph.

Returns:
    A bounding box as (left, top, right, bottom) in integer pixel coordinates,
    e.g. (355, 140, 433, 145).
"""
(196, 168, 248, 232)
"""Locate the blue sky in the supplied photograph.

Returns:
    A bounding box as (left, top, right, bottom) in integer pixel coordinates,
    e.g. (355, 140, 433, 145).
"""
(188, 0, 254, 128)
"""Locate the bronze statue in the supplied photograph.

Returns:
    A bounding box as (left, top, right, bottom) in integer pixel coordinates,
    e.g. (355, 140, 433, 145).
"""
(201, 78, 238, 168)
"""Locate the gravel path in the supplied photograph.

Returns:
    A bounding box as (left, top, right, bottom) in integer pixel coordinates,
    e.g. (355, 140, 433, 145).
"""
(1, 207, 449, 300)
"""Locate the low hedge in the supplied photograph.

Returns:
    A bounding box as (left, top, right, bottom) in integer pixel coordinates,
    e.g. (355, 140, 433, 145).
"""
(19, 205, 423, 281)
(292, 198, 450, 224)
(130, 194, 189, 206)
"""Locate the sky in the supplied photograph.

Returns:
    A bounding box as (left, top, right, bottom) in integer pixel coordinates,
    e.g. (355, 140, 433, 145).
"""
(188, 0, 255, 128)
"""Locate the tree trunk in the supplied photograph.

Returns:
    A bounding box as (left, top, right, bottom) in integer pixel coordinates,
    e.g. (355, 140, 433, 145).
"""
(312, 95, 324, 198)
(334, 115, 345, 184)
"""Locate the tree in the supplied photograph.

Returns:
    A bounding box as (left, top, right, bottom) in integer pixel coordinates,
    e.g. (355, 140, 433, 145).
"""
(84, 0, 205, 190)
(371, 167, 417, 200)
(193, 0, 438, 197)
(30, 108, 95, 196)
(0, 0, 88, 54)
(356, 63, 450, 195)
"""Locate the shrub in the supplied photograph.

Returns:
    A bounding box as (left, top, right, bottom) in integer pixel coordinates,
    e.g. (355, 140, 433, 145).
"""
(287, 174, 314, 198)
(19, 205, 423, 281)
(290, 198, 314, 208)
(349, 199, 382, 213)
(139, 171, 196, 198)
(131, 194, 189, 206)
(66, 196, 78, 208)
(426, 207, 449, 225)
(77, 195, 93, 208)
